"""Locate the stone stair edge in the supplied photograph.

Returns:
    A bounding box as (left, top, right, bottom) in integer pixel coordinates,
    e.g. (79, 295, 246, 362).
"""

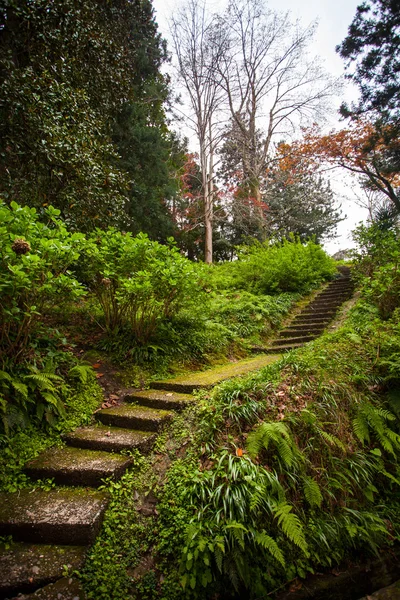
(0, 543, 86, 600)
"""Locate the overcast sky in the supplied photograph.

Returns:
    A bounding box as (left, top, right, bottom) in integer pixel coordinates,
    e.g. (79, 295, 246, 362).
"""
(152, 0, 368, 254)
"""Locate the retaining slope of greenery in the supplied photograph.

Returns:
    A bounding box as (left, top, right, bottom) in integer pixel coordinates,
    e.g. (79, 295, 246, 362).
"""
(81, 223, 400, 599)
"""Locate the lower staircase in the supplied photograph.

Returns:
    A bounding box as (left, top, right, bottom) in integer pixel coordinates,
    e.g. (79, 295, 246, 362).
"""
(0, 267, 354, 599)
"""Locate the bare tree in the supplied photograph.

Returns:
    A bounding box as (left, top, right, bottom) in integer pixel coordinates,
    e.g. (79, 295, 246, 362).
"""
(169, 0, 226, 263)
(216, 0, 337, 234)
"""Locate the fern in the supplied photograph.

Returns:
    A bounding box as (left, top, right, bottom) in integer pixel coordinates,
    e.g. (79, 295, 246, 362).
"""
(225, 522, 246, 550)
(247, 421, 297, 467)
(272, 502, 308, 555)
(254, 531, 285, 566)
(0, 370, 12, 382)
(11, 381, 28, 399)
(303, 477, 323, 508)
(352, 412, 370, 444)
(68, 364, 92, 384)
(318, 429, 346, 452)
(353, 403, 400, 454)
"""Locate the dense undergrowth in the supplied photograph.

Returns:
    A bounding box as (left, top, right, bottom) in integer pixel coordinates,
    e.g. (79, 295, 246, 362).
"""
(78, 220, 400, 599)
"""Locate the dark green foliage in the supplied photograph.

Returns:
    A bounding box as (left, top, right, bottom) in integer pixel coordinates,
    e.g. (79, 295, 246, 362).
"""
(337, 0, 400, 121)
(209, 290, 298, 340)
(0, 0, 176, 233)
(0, 374, 102, 490)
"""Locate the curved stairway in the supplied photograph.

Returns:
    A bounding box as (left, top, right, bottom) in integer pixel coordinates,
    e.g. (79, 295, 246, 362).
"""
(0, 268, 354, 599)
(262, 265, 354, 353)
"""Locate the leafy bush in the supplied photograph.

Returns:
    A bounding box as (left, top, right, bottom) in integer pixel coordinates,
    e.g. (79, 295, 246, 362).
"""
(205, 238, 336, 295)
(352, 223, 400, 319)
(0, 201, 86, 365)
(79, 230, 204, 344)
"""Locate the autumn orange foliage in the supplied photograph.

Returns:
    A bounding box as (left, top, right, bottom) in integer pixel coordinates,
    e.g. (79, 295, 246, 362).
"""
(277, 120, 400, 209)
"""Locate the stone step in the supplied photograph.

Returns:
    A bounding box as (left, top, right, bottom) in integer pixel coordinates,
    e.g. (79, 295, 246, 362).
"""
(293, 316, 332, 324)
(151, 354, 279, 393)
(283, 323, 326, 333)
(0, 543, 85, 599)
(307, 300, 342, 310)
(299, 309, 337, 318)
(63, 424, 155, 454)
(0, 489, 108, 545)
(263, 342, 305, 354)
(125, 389, 195, 411)
(312, 294, 349, 304)
(279, 327, 324, 337)
(324, 284, 353, 293)
(25, 446, 132, 487)
(316, 286, 352, 295)
(273, 334, 316, 345)
(96, 404, 174, 432)
(10, 576, 85, 599)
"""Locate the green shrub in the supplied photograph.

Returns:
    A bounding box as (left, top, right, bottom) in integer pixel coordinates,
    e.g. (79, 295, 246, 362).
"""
(352, 223, 400, 319)
(79, 230, 204, 344)
(205, 238, 336, 295)
(236, 238, 336, 294)
(0, 201, 86, 365)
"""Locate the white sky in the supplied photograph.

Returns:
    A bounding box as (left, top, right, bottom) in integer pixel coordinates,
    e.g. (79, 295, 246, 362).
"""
(152, 0, 369, 254)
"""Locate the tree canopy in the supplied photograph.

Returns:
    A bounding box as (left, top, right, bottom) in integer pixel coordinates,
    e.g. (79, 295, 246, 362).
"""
(337, 0, 400, 122)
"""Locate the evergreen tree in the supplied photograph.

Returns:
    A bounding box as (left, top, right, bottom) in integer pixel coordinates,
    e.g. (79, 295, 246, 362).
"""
(337, 0, 400, 122)
(0, 0, 179, 235)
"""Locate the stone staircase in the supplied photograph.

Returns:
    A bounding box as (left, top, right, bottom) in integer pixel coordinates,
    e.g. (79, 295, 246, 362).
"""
(0, 268, 354, 599)
(261, 265, 354, 354)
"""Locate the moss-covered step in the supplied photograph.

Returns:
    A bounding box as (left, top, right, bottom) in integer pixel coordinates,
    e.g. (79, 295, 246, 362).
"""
(358, 580, 400, 599)
(275, 334, 316, 344)
(63, 424, 155, 454)
(125, 389, 195, 411)
(152, 354, 280, 393)
(0, 489, 108, 545)
(283, 323, 326, 333)
(0, 543, 85, 599)
(10, 576, 86, 600)
(262, 342, 304, 354)
(96, 404, 174, 432)
(25, 446, 132, 487)
(298, 309, 337, 318)
(293, 315, 332, 323)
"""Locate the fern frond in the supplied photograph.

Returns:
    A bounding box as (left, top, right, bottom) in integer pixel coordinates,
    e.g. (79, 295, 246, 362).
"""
(381, 470, 400, 486)
(214, 545, 224, 573)
(254, 531, 285, 566)
(0, 370, 12, 382)
(11, 381, 28, 399)
(303, 477, 323, 508)
(273, 502, 308, 554)
(277, 437, 295, 467)
(318, 429, 346, 452)
(352, 413, 370, 444)
(247, 421, 294, 465)
(68, 364, 92, 383)
(225, 522, 247, 550)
